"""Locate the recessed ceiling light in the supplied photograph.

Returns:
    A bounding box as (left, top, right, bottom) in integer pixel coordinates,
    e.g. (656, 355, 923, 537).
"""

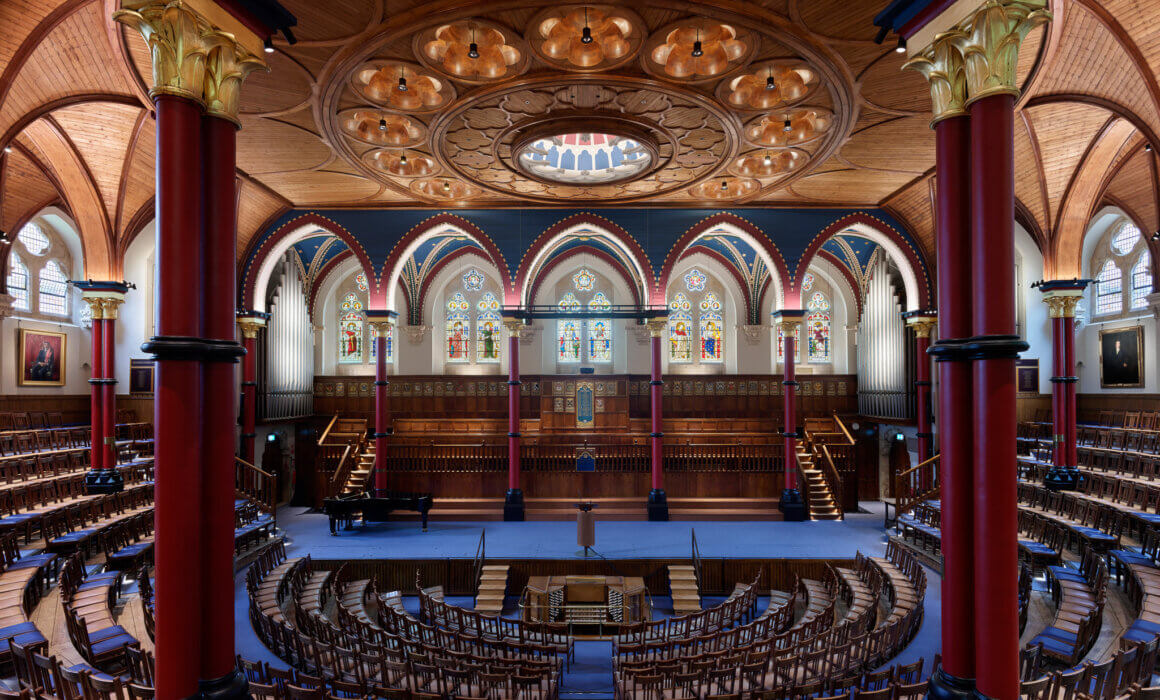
(895, 37, 906, 54)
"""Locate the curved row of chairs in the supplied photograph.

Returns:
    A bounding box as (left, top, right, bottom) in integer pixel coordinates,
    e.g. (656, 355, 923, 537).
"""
(1027, 545, 1108, 666)
(416, 581, 574, 656)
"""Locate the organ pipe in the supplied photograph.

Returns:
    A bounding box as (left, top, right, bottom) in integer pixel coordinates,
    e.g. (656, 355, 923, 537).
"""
(265, 257, 314, 419)
(857, 253, 907, 418)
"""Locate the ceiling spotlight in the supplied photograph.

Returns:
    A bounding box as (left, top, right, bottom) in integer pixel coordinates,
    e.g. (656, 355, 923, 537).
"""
(1147, 143, 1154, 152)
(581, 26, 593, 43)
(765, 75, 776, 90)
(783, 118, 793, 133)
(720, 179, 728, 190)
(442, 181, 451, 192)
(1153, 230, 1160, 241)
(0, 230, 9, 244)
(468, 42, 480, 59)
(763, 153, 772, 166)
(378, 118, 387, 131)
(397, 68, 408, 92)
(2, 145, 10, 154)
(895, 37, 906, 54)
(399, 154, 407, 165)
(691, 40, 703, 58)
(263, 37, 274, 54)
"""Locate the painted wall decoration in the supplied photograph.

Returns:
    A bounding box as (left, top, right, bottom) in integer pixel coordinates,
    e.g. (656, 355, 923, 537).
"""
(18, 328, 65, 386)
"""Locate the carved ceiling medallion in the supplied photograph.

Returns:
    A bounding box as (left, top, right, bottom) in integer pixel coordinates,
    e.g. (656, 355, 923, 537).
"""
(643, 18, 755, 83)
(743, 107, 833, 148)
(411, 177, 479, 200)
(430, 78, 736, 203)
(729, 148, 808, 179)
(529, 5, 645, 71)
(363, 149, 440, 178)
(350, 61, 455, 112)
(415, 19, 529, 84)
(338, 109, 427, 147)
(690, 176, 760, 200)
(719, 61, 820, 111)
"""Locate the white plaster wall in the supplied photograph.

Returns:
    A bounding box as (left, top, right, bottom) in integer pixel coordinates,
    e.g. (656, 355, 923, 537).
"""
(114, 221, 155, 388)
(665, 255, 743, 375)
(1013, 222, 1053, 394)
(0, 317, 92, 394)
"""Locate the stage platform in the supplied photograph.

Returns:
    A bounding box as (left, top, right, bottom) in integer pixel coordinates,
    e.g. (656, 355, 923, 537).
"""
(278, 500, 894, 560)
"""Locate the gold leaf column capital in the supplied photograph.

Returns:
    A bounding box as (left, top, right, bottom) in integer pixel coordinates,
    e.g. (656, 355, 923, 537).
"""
(502, 318, 526, 338)
(1042, 291, 1083, 318)
(645, 318, 667, 338)
(203, 30, 268, 125)
(905, 315, 938, 338)
(114, 1, 212, 105)
(904, 29, 969, 127)
(951, 0, 1051, 105)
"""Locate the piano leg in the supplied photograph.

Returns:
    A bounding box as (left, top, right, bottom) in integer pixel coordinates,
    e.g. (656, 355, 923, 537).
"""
(329, 516, 338, 536)
(421, 510, 429, 532)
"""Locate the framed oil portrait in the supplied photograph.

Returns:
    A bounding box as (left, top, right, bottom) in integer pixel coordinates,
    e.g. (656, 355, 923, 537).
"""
(17, 328, 66, 387)
(129, 359, 154, 396)
(1099, 326, 1144, 388)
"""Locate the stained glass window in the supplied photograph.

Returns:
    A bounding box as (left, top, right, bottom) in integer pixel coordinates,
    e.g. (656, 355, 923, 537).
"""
(355, 273, 368, 292)
(801, 273, 814, 292)
(476, 292, 501, 362)
(777, 326, 800, 364)
(572, 268, 595, 292)
(1132, 251, 1152, 310)
(462, 268, 484, 291)
(6, 252, 29, 312)
(668, 292, 692, 362)
(1095, 259, 1122, 316)
(684, 268, 707, 292)
(1112, 221, 1141, 255)
(17, 223, 49, 256)
(446, 291, 471, 363)
(338, 293, 364, 363)
(557, 292, 582, 362)
(587, 291, 612, 362)
(38, 261, 68, 316)
(698, 292, 722, 362)
(806, 292, 831, 363)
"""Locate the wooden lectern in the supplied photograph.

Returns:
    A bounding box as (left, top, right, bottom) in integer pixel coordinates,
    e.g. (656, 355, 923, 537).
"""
(576, 501, 595, 556)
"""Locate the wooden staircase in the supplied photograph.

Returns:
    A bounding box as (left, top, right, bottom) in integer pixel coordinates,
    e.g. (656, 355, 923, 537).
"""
(795, 445, 842, 520)
(340, 443, 375, 496)
(475, 564, 509, 616)
(668, 564, 701, 614)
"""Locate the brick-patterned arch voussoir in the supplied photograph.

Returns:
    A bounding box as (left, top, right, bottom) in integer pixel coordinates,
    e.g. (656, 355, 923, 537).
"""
(241, 212, 375, 309)
(514, 213, 655, 303)
(659, 212, 790, 308)
(793, 212, 931, 309)
(380, 213, 513, 307)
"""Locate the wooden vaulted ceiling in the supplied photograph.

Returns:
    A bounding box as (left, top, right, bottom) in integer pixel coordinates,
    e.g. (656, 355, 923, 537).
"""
(0, 0, 1157, 281)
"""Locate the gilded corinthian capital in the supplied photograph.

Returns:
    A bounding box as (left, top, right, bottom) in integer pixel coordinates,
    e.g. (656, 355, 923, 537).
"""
(951, 0, 1051, 105)
(904, 30, 968, 126)
(114, 1, 212, 104)
(203, 30, 267, 124)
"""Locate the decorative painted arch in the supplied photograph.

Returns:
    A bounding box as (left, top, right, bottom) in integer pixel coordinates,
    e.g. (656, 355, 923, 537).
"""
(526, 244, 643, 309)
(817, 249, 864, 319)
(381, 213, 513, 311)
(240, 212, 375, 312)
(515, 213, 654, 307)
(659, 212, 790, 309)
(417, 247, 502, 323)
(674, 244, 753, 321)
(307, 249, 355, 319)
(793, 212, 931, 311)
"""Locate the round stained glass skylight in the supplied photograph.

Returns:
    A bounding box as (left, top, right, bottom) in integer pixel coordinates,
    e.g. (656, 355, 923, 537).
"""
(516, 132, 652, 185)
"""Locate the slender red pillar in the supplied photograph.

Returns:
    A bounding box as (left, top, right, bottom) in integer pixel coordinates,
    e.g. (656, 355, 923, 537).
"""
(201, 113, 246, 694)
(237, 314, 267, 463)
(503, 319, 524, 521)
(775, 312, 806, 521)
(367, 315, 395, 496)
(101, 314, 118, 469)
(970, 93, 1025, 700)
(647, 318, 668, 521)
(148, 93, 206, 700)
(1041, 283, 1087, 489)
(930, 114, 977, 690)
(904, 314, 937, 468)
(88, 308, 104, 470)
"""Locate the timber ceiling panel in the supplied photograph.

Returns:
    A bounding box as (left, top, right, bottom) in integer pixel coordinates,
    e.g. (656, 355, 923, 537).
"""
(1024, 102, 1114, 230)
(883, 175, 935, 258)
(49, 101, 140, 226)
(0, 147, 59, 231)
(1014, 114, 1049, 236)
(1103, 145, 1159, 234)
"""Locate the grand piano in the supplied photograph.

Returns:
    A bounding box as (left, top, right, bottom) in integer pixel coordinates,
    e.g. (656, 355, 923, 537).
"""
(322, 490, 433, 534)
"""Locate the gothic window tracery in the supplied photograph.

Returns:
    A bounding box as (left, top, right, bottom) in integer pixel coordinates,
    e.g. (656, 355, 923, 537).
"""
(668, 271, 727, 367)
(1091, 218, 1152, 318)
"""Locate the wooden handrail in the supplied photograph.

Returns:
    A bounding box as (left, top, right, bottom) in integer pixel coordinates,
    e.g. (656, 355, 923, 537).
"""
(235, 456, 273, 479)
(894, 453, 941, 517)
(317, 414, 339, 447)
(235, 457, 277, 530)
(819, 445, 845, 520)
(832, 414, 855, 446)
(327, 444, 355, 498)
(897, 452, 939, 480)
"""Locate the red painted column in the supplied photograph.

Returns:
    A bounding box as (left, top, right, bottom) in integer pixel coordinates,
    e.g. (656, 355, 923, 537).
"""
(101, 315, 118, 468)
(503, 319, 524, 521)
(775, 313, 806, 521)
(930, 114, 977, 691)
(1041, 283, 1087, 489)
(970, 93, 1026, 700)
(201, 112, 246, 695)
(147, 93, 206, 700)
(647, 319, 668, 521)
(368, 315, 395, 496)
(88, 308, 104, 470)
(904, 314, 937, 469)
(236, 314, 266, 464)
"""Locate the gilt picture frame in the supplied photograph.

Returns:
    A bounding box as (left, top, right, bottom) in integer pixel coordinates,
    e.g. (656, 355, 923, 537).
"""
(17, 328, 66, 387)
(1099, 326, 1144, 389)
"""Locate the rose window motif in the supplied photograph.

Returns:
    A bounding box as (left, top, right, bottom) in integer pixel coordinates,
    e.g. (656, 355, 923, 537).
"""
(517, 132, 652, 185)
(338, 109, 426, 148)
(721, 62, 819, 111)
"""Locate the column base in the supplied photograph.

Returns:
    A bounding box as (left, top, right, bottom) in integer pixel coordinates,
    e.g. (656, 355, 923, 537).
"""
(1044, 466, 1080, 491)
(926, 665, 978, 700)
(504, 489, 525, 521)
(647, 488, 669, 522)
(778, 489, 807, 522)
(84, 469, 125, 495)
(197, 669, 248, 700)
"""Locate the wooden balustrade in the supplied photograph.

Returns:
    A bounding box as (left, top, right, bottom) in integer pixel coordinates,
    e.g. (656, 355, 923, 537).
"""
(235, 457, 278, 531)
(381, 443, 508, 473)
(894, 453, 940, 517)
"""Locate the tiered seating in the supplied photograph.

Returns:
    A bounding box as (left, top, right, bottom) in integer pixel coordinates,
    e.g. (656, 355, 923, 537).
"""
(100, 513, 154, 571)
(59, 553, 139, 670)
(0, 532, 53, 668)
(235, 501, 276, 554)
(1028, 546, 1108, 665)
(669, 564, 701, 613)
(614, 543, 926, 698)
(41, 485, 154, 558)
(1017, 483, 1123, 553)
(1110, 527, 1160, 649)
(614, 576, 762, 649)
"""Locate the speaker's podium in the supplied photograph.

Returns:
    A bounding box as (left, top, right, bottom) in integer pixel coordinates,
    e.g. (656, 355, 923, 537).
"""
(522, 575, 649, 635)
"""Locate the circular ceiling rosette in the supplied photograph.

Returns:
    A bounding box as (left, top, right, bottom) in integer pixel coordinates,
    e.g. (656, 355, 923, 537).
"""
(689, 176, 761, 200)
(719, 60, 820, 111)
(411, 177, 479, 200)
(338, 109, 427, 148)
(743, 107, 833, 148)
(416, 19, 529, 83)
(528, 5, 644, 71)
(643, 18, 755, 83)
(363, 149, 440, 178)
(350, 61, 456, 113)
(728, 148, 809, 179)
